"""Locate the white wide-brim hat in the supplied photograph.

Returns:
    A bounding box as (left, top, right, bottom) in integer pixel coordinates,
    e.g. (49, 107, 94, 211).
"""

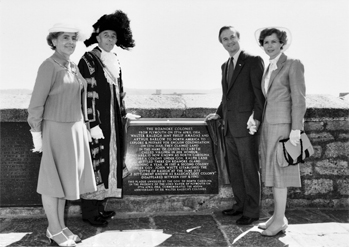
(48, 22, 80, 33)
(254, 27, 292, 52)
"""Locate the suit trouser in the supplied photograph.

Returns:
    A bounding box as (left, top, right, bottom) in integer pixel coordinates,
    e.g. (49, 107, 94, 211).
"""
(225, 130, 261, 218)
(81, 199, 104, 219)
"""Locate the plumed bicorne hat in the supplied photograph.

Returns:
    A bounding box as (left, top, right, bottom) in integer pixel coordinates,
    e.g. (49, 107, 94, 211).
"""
(84, 10, 135, 50)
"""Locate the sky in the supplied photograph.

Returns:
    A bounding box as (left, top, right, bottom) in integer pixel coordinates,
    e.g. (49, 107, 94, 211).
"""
(0, 0, 348, 96)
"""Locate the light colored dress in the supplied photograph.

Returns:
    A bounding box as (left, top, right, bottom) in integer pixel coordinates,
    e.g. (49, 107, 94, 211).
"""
(28, 52, 97, 200)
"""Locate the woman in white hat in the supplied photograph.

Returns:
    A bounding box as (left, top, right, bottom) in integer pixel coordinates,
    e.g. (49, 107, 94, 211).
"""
(255, 27, 306, 236)
(28, 22, 97, 246)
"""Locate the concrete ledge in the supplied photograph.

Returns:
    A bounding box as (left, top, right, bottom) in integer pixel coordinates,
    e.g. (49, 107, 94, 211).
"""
(68, 186, 234, 216)
(1, 94, 349, 121)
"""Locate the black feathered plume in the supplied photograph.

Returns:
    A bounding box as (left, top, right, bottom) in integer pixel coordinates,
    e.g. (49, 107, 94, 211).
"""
(84, 10, 135, 50)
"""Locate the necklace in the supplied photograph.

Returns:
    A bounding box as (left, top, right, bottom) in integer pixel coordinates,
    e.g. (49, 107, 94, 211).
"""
(52, 58, 83, 87)
(52, 58, 77, 75)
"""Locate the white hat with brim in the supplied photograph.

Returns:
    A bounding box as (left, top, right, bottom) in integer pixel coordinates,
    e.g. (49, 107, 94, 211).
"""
(48, 22, 80, 33)
(254, 27, 292, 52)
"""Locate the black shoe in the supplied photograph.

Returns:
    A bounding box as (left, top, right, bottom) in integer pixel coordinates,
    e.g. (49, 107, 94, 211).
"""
(99, 210, 116, 220)
(236, 215, 259, 225)
(222, 208, 243, 216)
(83, 216, 108, 227)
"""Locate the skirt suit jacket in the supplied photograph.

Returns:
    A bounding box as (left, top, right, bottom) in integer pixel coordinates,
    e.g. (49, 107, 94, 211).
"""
(262, 53, 306, 129)
(260, 53, 306, 187)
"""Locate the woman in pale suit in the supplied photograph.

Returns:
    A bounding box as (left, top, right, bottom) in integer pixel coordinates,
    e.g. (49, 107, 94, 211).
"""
(28, 22, 97, 246)
(255, 27, 306, 236)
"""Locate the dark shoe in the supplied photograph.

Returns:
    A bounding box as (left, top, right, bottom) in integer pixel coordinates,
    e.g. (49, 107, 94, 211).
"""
(99, 210, 116, 220)
(83, 216, 108, 227)
(222, 208, 243, 216)
(236, 215, 259, 225)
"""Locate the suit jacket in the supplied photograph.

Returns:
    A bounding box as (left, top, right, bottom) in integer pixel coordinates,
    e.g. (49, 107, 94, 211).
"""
(262, 53, 306, 130)
(216, 51, 265, 137)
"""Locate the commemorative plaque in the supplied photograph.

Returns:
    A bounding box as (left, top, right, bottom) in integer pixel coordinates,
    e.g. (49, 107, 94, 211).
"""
(123, 118, 218, 195)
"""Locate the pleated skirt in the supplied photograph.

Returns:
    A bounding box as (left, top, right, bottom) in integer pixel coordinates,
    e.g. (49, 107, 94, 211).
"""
(260, 122, 301, 188)
(37, 118, 97, 200)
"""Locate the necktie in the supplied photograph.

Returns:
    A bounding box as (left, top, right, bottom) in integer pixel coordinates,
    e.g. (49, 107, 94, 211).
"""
(265, 61, 277, 93)
(227, 57, 234, 86)
(264, 64, 271, 93)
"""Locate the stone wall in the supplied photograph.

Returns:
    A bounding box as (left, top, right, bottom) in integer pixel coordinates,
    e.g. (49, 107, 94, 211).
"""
(0, 93, 348, 214)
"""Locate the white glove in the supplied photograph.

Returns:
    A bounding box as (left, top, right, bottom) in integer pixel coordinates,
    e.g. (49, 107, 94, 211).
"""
(85, 125, 92, 142)
(31, 131, 42, 153)
(289, 130, 301, 146)
(90, 126, 105, 139)
(126, 113, 141, 120)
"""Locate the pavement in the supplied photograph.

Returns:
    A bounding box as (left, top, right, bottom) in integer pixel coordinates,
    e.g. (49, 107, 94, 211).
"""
(0, 208, 348, 247)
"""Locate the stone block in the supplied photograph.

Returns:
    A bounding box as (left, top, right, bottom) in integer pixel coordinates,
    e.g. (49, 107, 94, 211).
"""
(304, 179, 333, 195)
(338, 133, 349, 139)
(304, 121, 324, 131)
(308, 132, 334, 142)
(310, 199, 334, 208)
(337, 179, 349, 195)
(305, 108, 349, 119)
(0, 207, 45, 217)
(333, 198, 349, 208)
(300, 162, 313, 176)
(326, 120, 349, 131)
(315, 159, 349, 176)
(312, 145, 322, 158)
(103, 195, 232, 213)
(0, 109, 28, 122)
(288, 188, 303, 199)
(218, 186, 233, 198)
(67, 205, 81, 215)
(261, 199, 274, 208)
(324, 142, 349, 158)
(288, 199, 311, 208)
(262, 186, 273, 196)
(184, 108, 213, 118)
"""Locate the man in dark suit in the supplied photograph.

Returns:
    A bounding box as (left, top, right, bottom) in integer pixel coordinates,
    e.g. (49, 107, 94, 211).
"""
(206, 26, 265, 225)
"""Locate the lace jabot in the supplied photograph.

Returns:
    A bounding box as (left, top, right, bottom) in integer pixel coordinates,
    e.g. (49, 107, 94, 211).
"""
(100, 49, 120, 81)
